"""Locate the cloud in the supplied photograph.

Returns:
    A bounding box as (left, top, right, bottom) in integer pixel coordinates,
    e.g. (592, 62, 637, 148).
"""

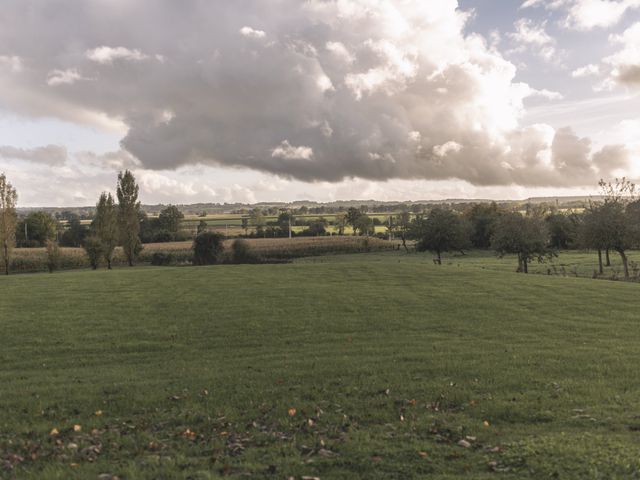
(521, 0, 640, 30)
(433, 141, 463, 157)
(271, 141, 314, 161)
(239, 26, 266, 39)
(0, 55, 22, 73)
(605, 22, 640, 86)
(0, 145, 68, 165)
(0, 0, 623, 188)
(508, 19, 558, 62)
(75, 149, 140, 170)
(86, 46, 149, 64)
(46, 68, 87, 86)
(572, 64, 601, 77)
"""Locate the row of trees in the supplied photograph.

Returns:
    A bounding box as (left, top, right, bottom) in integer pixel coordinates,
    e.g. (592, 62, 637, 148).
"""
(404, 179, 640, 277)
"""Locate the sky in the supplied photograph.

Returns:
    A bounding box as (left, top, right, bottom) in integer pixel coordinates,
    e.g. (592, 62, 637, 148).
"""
(0, 0, 639, 207)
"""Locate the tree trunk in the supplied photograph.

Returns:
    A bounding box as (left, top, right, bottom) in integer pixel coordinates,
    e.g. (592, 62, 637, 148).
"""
(618, 249, 629, 279)
(401, 233, 408, 253)
(597, 249, 603, 275)
(107, 258, 112, 270)
(606, 249, 611, 267)
(523, 258, 529, 274)
(437, 250, 442, 265)
(3, 242, 8, 275)
(517, 253, 523, 273)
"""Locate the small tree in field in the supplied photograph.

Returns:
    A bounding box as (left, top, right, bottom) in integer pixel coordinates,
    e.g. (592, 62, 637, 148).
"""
(193, 232, 225, 265)
(491, 213, 551, 273)
(597, 178, 637, 279)
(117, 170, 142, 266)
(0, 173, 18, 275)
(393, 211, 412, 252)
(414, 207, 471, 264)
(158, 205, 184, 234)
(94, 192, 118, 269)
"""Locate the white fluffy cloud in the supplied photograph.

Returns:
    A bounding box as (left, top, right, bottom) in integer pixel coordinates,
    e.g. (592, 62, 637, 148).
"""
(86, 46, 150, 64)
(0, 0, 627, 190)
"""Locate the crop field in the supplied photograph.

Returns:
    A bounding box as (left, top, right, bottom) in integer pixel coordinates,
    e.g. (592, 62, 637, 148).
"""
(5, 237, 395, 274)
(2, 251, 640, 479)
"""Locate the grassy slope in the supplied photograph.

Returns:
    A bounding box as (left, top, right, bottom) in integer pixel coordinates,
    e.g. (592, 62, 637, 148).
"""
(1, 253, 640, 479)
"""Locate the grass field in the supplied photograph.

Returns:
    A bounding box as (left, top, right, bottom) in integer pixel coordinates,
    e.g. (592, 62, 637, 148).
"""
(2, 251, 640, 478)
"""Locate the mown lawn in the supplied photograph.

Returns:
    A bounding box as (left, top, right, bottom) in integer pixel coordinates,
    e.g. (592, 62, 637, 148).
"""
(1, 252, 640, 479)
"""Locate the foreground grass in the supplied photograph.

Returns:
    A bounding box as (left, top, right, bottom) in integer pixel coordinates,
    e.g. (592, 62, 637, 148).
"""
(1, 253, 640, 478)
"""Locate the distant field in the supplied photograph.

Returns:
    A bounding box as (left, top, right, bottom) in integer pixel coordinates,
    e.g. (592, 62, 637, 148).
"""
(1, 252, 640, 478)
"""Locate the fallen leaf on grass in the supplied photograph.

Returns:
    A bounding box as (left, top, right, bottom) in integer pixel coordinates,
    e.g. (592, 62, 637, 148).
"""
(73, 424, 82, 432)
(94, 410, 103, 417)
(457, 439, 471, 448)
(418, 451, 428, 458)
(483, 420, 490, 427)
(288, 408, 297, 417)
(49, 428, 59, 436)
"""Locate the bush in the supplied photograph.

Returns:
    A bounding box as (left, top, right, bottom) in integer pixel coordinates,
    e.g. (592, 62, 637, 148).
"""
(45, 240, 61, 273)
(151, 252, 175, 266)
(192, 232, 225, 266)
(231, 239, 258, 264)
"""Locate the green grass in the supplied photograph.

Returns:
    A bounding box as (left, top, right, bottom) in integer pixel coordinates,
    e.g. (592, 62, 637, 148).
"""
(2, 252, 640, 478)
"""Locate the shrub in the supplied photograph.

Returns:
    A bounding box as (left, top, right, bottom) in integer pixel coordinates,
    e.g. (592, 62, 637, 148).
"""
(192, 232, 225, 266)
(231, 239, 257, 264)
(151, 252, 174, 266)
(83, 236, 103, 270)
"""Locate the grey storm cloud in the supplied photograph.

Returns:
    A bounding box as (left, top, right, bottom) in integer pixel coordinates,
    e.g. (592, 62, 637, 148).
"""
(0, 0, 628, 187)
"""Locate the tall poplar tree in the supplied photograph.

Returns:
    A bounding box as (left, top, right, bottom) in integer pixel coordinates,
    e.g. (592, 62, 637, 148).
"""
(94, 192, 118, 269)
(0, 173, 18, 275)
(117, 170, 142, 266)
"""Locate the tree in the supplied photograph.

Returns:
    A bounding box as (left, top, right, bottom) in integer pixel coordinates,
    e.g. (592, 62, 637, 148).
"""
(307, 219, 327, 236)
(333, 213, 347, 235)
(546, 213, 578, 250)
(579, 204, 610, 274)
(83, 236, 103, 270)
(117, 170, 142, 266)
(22, 211, 57, 246)
(346, 207, 363, 235)
(414, 207, 471, 264)
(250, 208, 266, 238)
(0, 173, 18, 275)
(241, 217, 249, 235)
(60, 214, 88, 247)
(197, 220, 208, 235)
(464, 202, 501, 249)
(491, 213, 552, 273)
(353, 215, 373, 236)
(593, 178, 638, 278)
(193, 231, 225, 265)
(393, 211, 412, 252)
(158, 205, 184, 233)
(93, 193, 118, 269)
